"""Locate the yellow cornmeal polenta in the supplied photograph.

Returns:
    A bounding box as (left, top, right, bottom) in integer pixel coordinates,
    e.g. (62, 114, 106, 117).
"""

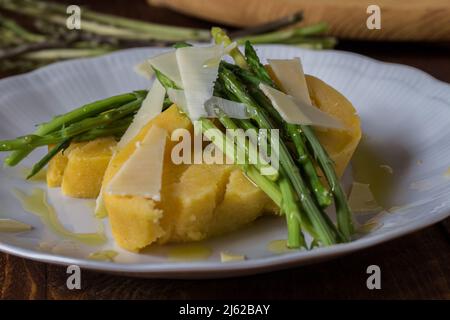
(100, 106, 276, 251)
(46, 141, 87, 187)
(47, 137, 116, 198)
(305, 75, 361, 177)
(47, 77, 361, 251)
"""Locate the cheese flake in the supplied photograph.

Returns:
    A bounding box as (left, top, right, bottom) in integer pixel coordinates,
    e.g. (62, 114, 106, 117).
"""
(117, 79, 166, 149)
(259, 83, 343, 129)
(176, 45, 223, 120)
(266, 58, 344, 129)
(148, 51, 182, 87)
(107, 125, 168, 200)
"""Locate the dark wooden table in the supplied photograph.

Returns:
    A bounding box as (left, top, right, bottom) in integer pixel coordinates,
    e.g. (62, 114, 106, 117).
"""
(1, 0, 449, 300)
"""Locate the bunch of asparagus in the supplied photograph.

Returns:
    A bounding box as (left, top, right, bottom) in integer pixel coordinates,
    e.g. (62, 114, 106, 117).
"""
(155, 31, 352, 248)
(0, 0, 336, 73)
(0, 29, 352, 249)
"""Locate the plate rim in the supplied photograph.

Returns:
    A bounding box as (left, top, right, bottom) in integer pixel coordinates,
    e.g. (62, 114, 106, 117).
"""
(0, 45, 449, 278)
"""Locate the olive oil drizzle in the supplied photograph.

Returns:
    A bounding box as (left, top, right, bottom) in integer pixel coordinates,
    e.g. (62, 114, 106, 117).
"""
(13, 188, 106, 245)
(266, 239, 294, 254)
(167, 244, 212, 261)
(89, 250, 118, 262)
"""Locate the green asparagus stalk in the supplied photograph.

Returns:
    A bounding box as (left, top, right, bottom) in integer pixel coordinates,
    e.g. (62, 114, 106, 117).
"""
(25, 115, 134, 178)
(243, 41, 332, 208)
(199, 114, 283, 208)
(0, 98, 143, 152)
(244, 41, 275, 86)
(236, 22, 330, 45)
(219, 65, 339, 245)
(243, 40, 352, 239)
(211, 27, 248, 70)
(27, 139, 70, 179)
(23, 48, 112, 60)
(280, 36, 337, 49)
(1, 0, 210, 42)
(301, 125, 354, 239)
(214, 108, 278, 181)
(215, 76, 308, 246)
(4, 91, 144, 166)
(0, 14, 45, 42)
(153, 65, 298, 244)
(279, 177, 305, 248)
(33, 0, 209, 41)
(73, 120, 131, 142)
(213, 28, 339, 244)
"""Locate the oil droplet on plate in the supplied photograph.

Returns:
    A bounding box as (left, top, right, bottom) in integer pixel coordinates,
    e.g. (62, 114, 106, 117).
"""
(348, 182, 382, 213)
(267, 239, 294, 254)
(167, 244, 211, 261)
(0, 218, 32, 232)
(220, 251, 246, 263)
(351, 136, 395, 209)
(89, 250, 118, 262)
(357, 221, 383, 234)
(20, 167, 47, 182)
(444, 167, 450, 179)
(86, 200, 108, 219)
(13, 188, 106, 246)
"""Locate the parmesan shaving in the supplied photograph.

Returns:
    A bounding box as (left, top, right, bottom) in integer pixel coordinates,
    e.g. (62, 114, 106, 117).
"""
(259, 83, 343, 129)
(117, 79, 166, 149)
(107, 125, 168, 200)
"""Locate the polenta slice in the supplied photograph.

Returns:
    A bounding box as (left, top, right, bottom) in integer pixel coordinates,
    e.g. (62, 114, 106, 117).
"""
(305, 75, 361, 177)
(101, 106, 277, 251)
(61, 137, 117, 198)
(102, 105, 193, 251)
(46, 138, 116, 198)
(44, 78, 360, 252)
(46, 141, 87, 187)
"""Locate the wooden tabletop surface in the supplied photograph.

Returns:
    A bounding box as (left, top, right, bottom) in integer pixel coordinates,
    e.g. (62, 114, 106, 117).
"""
(1, 0, 449, 300)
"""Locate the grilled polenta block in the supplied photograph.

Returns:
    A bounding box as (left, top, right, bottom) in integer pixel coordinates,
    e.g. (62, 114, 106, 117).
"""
(61, 137, 116, 198)
(305, 75, 362, 177)
(208, 169, 277, 237)
(102, 105, 193, 251)
(46, 142, 87, 187)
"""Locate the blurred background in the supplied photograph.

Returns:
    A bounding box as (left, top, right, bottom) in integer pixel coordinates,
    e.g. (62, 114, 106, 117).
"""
(0, 0, 449, 80)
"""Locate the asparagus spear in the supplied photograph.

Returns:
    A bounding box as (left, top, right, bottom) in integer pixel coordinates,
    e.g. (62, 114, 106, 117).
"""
(214, 108, 278, 180)
(244, 42, 275, 86)
(4, 91, 144, 166)
(243, 41, 332, 208)
(27, 139, 70, 179)
(23, 48, 112, 60)
(301, 125, 354, 239)
(33, 0, 210, 41)
(279, 177, 305, 248)
(0, 14, 45, 42)
(1, 0, 210, 42)
(153, 65, 310, 245)
(215, 76, 310, 246)
(211, 27, 248, 70)
(212, 29, 340, 244)
(199, 117, 283, 207)
(0, 98, 143, 152)
(153, 68, 281, 200)
(243, 40, 352, 239)
(236, 22, 330, 44)
(219, 65, 339, 245)
(73, 118, 132, 142)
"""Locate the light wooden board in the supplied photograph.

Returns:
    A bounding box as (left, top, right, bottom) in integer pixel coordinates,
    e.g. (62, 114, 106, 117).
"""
(148, 0, 450, 41)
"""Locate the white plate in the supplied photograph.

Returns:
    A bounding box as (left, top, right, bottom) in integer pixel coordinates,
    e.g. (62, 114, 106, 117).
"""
(0, 46, 449, 279)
